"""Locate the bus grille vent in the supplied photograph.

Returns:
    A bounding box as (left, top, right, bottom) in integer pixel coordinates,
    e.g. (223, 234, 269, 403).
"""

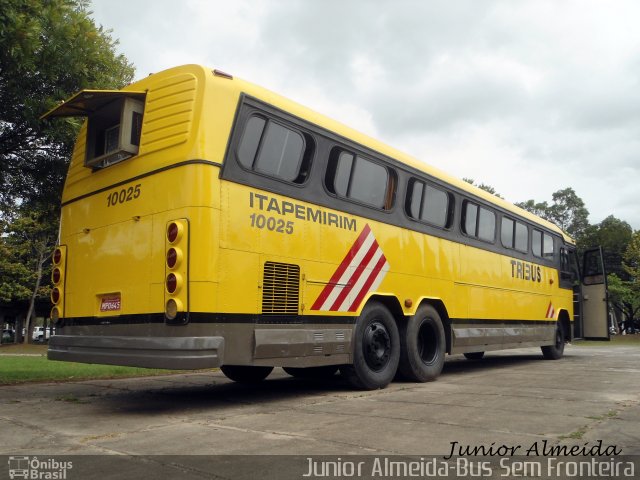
(262, 262, 300, 315)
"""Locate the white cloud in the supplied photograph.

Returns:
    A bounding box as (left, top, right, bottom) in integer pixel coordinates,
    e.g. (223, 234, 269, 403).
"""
(89, 0, 640, 229)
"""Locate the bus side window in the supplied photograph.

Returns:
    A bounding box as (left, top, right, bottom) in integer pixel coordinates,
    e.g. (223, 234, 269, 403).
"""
(326, 148, 395, 210)
(532, 229, 542, 257)
(462, 200, 495, 242)
(237, 115, 314, 184)
(406, 179, 452, 229)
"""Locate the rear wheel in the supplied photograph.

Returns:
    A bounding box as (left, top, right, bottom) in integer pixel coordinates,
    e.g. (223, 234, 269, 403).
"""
(283, 366, 339, 379)
(341, 302, 400, 390)
(221, 365, 273, 383)
(541, 322, 565, 360)
(464, 352, 485, 360)
(398, 304, 446, 382)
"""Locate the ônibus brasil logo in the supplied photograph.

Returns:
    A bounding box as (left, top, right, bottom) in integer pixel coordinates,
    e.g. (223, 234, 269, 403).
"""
(8, 456, 72, 479)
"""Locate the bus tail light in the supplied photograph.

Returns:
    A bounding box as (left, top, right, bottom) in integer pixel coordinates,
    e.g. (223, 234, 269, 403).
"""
(51, 245, 67, 324)
(165, 219, 189, 324)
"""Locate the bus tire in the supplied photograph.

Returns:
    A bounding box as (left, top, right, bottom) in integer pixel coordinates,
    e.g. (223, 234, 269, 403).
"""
(283, 366, 339, 379)
(341, 302, 400, 390)
(221, 365, 273, 383)
(541, 322, 565, 360)
(398, 304, 445, 382)
(464, 352, 485, 360)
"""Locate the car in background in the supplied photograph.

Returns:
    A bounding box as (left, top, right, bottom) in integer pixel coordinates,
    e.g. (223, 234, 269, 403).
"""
(32, 326, 55, 342)
(2, 329, 15, 344)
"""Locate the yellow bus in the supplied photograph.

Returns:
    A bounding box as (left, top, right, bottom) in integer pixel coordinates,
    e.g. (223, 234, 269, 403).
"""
(43, 64, 609, 389)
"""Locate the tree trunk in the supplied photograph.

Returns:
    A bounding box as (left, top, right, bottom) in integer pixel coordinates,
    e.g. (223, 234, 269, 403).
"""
(23, 250, 46, 344)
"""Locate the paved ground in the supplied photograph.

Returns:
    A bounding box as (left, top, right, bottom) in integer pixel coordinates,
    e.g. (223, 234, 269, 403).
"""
(0, 343, 638, 478)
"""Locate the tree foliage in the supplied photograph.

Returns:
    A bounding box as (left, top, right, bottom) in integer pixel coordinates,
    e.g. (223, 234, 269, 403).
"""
(0, 0, 135, 340)
(462, 178, 503, 199)
(579, 216, 633, 279)
(0, 0, 135, 214)
(516, 187, 589, 240)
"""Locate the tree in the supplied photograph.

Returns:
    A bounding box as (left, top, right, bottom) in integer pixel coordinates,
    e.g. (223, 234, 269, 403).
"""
(516, 187, 589, 240)
(0, 0, 135, 214)
(605, 231, 640, 333)
(1, 0, 135, 340)
(547, 188, 590, 240)
(514, 199, 552, 220)
(462, 178, 503, 198)
(578, 216, 633, 279)
(1, 207, 57, 340)
(623, 231, 640, 283)
(607, 274, 640, 333)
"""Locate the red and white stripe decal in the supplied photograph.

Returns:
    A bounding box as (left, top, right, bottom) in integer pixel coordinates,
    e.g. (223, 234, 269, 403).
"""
(545, 302, 555, 319)
(311, 224, 390, 312)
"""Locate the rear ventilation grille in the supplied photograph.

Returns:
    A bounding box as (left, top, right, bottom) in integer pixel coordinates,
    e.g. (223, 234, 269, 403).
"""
(262, 262, 300, 315)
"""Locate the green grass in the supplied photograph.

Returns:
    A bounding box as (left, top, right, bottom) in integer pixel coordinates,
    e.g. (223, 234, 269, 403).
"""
(0, 344, 203, 385)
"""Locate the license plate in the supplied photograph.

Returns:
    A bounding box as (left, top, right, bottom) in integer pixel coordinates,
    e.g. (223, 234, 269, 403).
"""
(100, 295, 121, 312)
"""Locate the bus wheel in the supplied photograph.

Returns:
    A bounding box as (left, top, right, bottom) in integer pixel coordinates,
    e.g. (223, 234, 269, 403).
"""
(341, 302, 400, 390)
(541, 322, 565, 360)
(398, 304, 445, 382)
(220, 365, 273, 383)
(464, 352, 485, 360)
(283, 366, 339, 379)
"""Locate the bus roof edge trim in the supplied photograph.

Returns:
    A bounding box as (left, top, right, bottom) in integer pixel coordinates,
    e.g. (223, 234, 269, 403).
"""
(40, 90, 146, 120)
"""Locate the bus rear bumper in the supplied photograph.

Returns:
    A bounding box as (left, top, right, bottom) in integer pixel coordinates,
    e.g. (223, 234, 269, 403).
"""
(47, 335, 224, 370)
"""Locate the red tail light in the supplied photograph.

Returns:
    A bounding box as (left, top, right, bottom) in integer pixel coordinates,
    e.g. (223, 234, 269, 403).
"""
(167, 222, 179, 243)
(166, 248, 177, 268)
(166, 273, 177, 293)
(52, 268, 61, 284)
(53, 248, 62, 265)
(51, 288, 60, 303)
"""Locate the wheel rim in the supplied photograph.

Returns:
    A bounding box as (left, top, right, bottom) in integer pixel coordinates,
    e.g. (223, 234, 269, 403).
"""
(417, 319, 439, 365)
(363, 321, 391, 372)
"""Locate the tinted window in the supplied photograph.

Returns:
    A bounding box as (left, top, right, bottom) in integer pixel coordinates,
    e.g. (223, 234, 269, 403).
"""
(349, 157, 388, 208)
(238, 116, 265, 168)
(406, 180, 451, 228)
(464, 202, 478, 236)
(463, 201, 495, 242)
(501, 217, 514, 248)
(334, 151, 353, 196)
(422, 185, 449, 228)
(532, 229, 542, 257)
(327, 148, 394, 210)
(543, 233, 554, 259)
(254, 123, 304, 181)
(515, 222, 528, 252)
(478, 207, 496, 242)
(237, 116, 312, 183)
(408, 180, 423, 219)
(501, 216, 528, 252)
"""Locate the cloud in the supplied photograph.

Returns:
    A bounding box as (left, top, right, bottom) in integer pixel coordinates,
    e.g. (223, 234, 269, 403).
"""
(89, 0, 640, 228)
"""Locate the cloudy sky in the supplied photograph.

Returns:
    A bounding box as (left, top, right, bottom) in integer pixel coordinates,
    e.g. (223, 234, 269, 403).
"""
(90, 0, 640, 229)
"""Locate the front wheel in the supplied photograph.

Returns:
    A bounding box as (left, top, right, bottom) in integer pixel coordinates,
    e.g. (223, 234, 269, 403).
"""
(221, 365, 273, 383)
(398, 304, 446, 382)
(341, 302, 400, 390)
(541, 322, 565, 360)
